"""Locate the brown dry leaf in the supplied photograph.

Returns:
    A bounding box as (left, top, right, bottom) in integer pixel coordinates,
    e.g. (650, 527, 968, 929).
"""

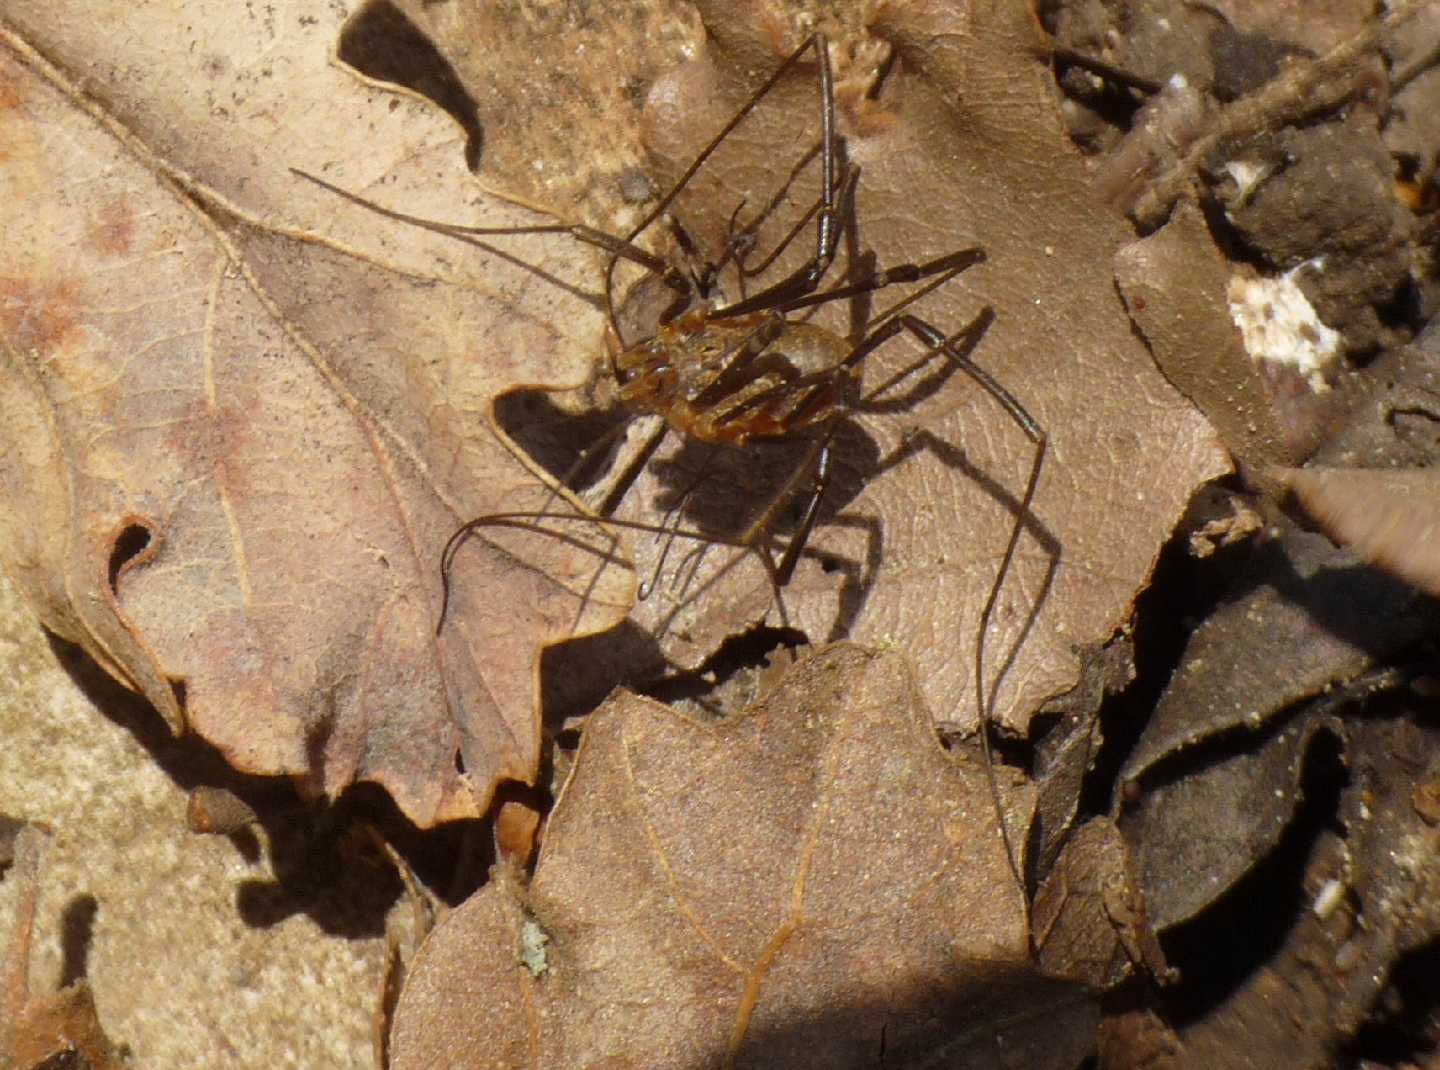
(1123, 711, 1347, 933)
(2, 825, 124, 1070)
(1119, 529, 1430, 786)
(0, 4, 652, 825)
(1273, 465, 1440, 598)
(1165, 715, 1440, 1067)
(1033, 817, 1170, 991)
(390, 645, 1098, 1069)
(1114, 202, 1312, 469)
(1115, 520, 1437, 931)
(520, 1, 1231, 736)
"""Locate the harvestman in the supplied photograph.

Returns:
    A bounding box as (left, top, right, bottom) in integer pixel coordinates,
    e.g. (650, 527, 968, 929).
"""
(295, 34, 1047, 887)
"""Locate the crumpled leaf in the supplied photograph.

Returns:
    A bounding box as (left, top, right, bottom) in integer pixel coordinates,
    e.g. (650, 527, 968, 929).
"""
(0, 5, 640, 825)
(390, 645, 1098, 1069)
(1120, 529, 1431, 784)
(1166, 714, 1440, 1066)
(509, 0, 1230, 741)
(1116, 525, 1437, 930)
(1030, 638, 1134, 880)
(1033, 817, 1170, 991)
(1122, 709, 1345, 933)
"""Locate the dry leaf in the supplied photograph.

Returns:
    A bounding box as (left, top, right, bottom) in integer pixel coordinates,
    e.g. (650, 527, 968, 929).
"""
(1, 0, 1226, 825)
(1119, 528, 1430, 786)
(1030, 639, 1134, 879)
(1123, 712, 1346, 933)
(0, 5, 643, 826)
(1166, 715, 1440, 1066)
(1033, 817, 1170, 991)
(1114, 201, 1319, 469)
(1114, 523, 1435, 930)
(390, 645, 1098, 1069)
(1273, 465, 1440, 598)
(534, 1, 1232, 740)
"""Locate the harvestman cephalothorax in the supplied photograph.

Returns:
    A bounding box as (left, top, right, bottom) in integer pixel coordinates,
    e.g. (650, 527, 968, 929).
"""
(295, 33, 1047, 889)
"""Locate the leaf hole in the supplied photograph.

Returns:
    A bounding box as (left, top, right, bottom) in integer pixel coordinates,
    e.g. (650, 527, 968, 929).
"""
(107, 520, 156, 591)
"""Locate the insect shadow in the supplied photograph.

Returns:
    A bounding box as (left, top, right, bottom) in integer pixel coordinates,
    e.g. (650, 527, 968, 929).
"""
(295, 32, 1048, 890)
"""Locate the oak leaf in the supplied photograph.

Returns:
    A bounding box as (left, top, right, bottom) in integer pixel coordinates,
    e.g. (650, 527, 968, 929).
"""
(390, 645, 1098, 1069)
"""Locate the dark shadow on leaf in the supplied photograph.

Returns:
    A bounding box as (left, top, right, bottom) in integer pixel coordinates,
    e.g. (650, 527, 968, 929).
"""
(338, 0, 484, 172)
(1346, 937, 1440, 1065)
(493, 390, 632, 497)
(1156, 727, 1346, 1025)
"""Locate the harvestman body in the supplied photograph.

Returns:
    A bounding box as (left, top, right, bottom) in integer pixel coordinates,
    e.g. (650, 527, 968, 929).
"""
(295, 34, 1047, 889)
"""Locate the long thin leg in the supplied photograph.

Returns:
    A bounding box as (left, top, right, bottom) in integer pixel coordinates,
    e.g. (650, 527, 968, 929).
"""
(437, 418, 668, 635)
(689, 39, 845, 319)
(291, 168, 693, 339)
(638, 456, 719, 600)
(772, 247, 985, 318)
(608, 34, 831, 291)
(721, 143, 826, 285)
(436, 506, 627, 635)
(774, 436, 833, 585)
(894, 314, 1046, 894)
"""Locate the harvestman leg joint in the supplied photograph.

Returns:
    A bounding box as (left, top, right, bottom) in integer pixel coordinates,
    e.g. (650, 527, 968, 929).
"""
(294, 32, 1048, 893)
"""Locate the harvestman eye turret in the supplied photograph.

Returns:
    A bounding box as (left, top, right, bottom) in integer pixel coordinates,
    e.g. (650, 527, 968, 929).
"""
(294, 33, 1047, 892)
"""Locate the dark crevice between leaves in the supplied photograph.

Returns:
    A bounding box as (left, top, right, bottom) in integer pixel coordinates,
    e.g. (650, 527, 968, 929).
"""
(1157, 727, 1347, 1027)
(1078, 481, 1257, 819)
(337, 0, 484, 172)
(1050, 58, 1153, 146)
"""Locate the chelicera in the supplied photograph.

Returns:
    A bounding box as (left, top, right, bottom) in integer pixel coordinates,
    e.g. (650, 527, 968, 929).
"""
(297, 32, 1046, 887)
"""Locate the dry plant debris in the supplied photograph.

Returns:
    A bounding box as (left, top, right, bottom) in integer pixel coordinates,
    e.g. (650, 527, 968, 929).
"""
(3, 0, 1440, 1066)
(0, 0, 1228, 845)
(1, 824, 123, 1070)
(390, 645, 1096, 1070)
(0, 6, 645, 827)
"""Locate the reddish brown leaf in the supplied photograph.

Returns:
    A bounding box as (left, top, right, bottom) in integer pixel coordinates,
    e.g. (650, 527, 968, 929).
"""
(0, 13, 639, 825)
(390, 645, 1097, 1069)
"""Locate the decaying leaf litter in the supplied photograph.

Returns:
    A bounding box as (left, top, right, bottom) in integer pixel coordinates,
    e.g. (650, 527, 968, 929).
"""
(0, 0, 1434, 1065)
(0, 0, 1222, 828)
(390, 647, 1095, 1070)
